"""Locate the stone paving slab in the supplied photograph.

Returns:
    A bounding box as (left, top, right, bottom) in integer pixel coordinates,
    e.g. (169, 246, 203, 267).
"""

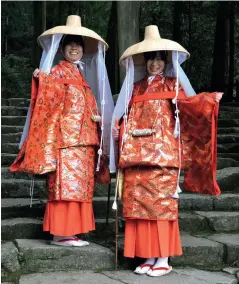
(223, 267, 239, 275)
(170, 233, 224, 269)
(1, 242, 20, 273)
(214, 194, 239, 211)
(217, 167, 239, 191)
(195, 211, 239, 232)
(15, 239, 114, 273)
(18, 269, 238, 284)
(1, 218, 44, 241)
(207, 233, 239, 266)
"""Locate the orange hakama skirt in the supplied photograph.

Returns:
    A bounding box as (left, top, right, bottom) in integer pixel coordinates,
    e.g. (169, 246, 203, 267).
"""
(43, 201, 95, 236)
(124, 219, 182, 258)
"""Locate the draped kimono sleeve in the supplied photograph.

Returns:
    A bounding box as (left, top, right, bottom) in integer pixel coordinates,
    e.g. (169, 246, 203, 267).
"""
(178, 92, 220, 196)
(10, 73, 65, 174)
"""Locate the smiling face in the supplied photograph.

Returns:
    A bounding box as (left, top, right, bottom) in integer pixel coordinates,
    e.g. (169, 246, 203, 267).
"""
(63, 41, 83, 62)
(144, 51, 167, 76)
(61, 35, 84, 62)
(146, 57, 165, 76)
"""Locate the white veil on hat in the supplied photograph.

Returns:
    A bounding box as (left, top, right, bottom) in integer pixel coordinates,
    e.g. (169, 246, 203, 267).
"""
(19, 16, 114, 170)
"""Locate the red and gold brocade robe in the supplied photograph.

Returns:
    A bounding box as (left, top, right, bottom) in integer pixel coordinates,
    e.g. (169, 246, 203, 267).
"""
(119, 75, 220, 221)
(10, 60, 100, 202)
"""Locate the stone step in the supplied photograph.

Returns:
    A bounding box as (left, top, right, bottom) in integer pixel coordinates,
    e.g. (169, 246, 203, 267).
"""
(1, 196, 117, 220)
(222, 102, 239, 107)
(220, 106, 239, 112)
(218, 127, 239, 134)
(17, 269, 239, 284)
(218, 153, 239, 161)
(1, 239, 114, 278)
(8, 97, 30, 107)
(1, 143, 20, 154)
(216, 167, 239, 192)
(171, 233, 239, 268)
(1, 106, 28, 116)
(1, 125, 23, 134)
(118, 232, 237, 270)
(217, 158, 239, 169)
(1, 217, 116, 242)
(1, 98, 9, 106)
(2, 193, 239, 221)
(2, 132, 23, 143)
(1, 178, 114, 199)
(207, 233, 239, 268)
(3, 141, 238, 155)
(219, 111, 239, 119)
(2, 208, 239, 243)
(194, 211, 239, 233)
(217, 143, 239, 153)
(217, 134, 239, 144)
(2, 116, 27, 126)
(1, 153, 16, 166)
(218, 119, 239, 128)
(2, 166, 239, 200)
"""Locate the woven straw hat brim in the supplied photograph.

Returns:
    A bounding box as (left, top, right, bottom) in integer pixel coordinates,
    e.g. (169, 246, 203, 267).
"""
(38, 23, 108, 54)
(120, 38, 190, 66)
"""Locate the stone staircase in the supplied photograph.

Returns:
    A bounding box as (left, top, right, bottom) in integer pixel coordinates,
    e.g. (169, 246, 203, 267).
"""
(1, 98, 239, 282)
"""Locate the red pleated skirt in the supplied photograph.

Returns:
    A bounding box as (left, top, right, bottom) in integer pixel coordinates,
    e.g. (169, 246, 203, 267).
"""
(124, 219, 182, 258)
(43, 201, 95, 236)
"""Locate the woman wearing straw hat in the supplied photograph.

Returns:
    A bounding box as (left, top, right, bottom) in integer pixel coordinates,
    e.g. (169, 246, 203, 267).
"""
(111, 25, 223, 276)
(10, 15, 114, 247)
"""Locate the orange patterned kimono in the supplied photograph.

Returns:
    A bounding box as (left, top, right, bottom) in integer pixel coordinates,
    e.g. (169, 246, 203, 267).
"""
(10, 60, 100, 235)
(121, 74, 220, 258)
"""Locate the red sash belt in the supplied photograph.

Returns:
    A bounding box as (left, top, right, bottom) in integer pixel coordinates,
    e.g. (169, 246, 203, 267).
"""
(55, 78, 90, 88)
(129, 91, 186, 107)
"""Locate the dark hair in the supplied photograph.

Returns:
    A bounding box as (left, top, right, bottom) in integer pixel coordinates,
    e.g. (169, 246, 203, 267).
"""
(61, 35, 85, 52)
(144, 51, 168, 63)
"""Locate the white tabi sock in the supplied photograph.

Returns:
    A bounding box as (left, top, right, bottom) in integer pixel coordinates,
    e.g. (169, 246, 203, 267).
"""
(142, 257, 155, 266)
(53, 235, 76, 241)
(153, 257, 169, 268)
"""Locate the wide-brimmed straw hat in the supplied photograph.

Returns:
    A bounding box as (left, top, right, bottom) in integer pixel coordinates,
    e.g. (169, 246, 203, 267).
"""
(38, 15, 108, 53)
(120, 25, 189, 66)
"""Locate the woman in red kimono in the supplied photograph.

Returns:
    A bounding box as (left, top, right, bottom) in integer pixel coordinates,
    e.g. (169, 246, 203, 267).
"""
(111, 25, 223, 276)
(10, 16, 113, 247)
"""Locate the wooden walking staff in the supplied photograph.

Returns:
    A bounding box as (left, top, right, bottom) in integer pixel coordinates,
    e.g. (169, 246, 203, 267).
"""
(112, 119, 121, 270)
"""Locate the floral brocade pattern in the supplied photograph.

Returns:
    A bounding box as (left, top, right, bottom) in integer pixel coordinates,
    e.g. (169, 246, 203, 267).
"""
(47, 146, 95, 201)
(122, 75, 181, 220)
(178, 92, 220, 196)
(10, 60, 100, 202)
(123, 167, 179, 220)
(119, 76, 181, 169)
(121, 75, 220, 220)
